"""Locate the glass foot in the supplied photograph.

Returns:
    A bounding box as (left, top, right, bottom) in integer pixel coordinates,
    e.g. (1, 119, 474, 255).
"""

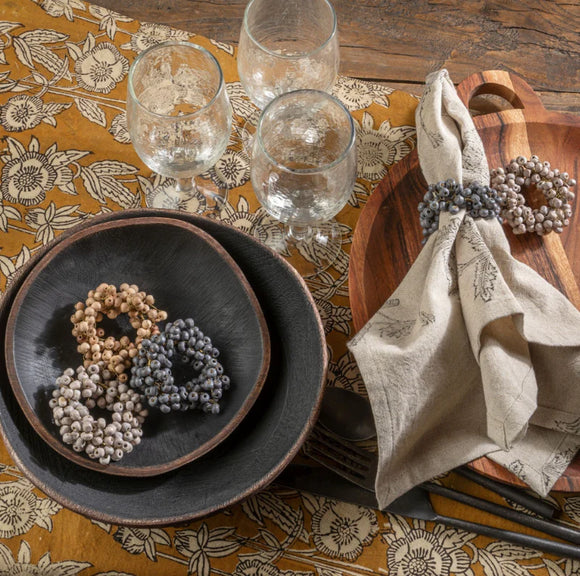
(144, 175, 226, 214)
(254, 219, 343, 277)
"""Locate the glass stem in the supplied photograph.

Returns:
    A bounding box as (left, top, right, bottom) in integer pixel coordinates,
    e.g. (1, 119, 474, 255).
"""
(175, 177, 196, 195)
(286, 224, 313, 243)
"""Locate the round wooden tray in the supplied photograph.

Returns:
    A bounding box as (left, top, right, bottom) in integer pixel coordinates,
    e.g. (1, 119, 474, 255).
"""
(349, 70, 580, 491)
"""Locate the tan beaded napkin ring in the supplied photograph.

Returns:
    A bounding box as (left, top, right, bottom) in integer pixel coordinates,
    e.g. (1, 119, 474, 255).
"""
(490, 155, 576, 236)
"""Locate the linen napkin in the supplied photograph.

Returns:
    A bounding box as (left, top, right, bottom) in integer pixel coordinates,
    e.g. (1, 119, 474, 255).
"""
(348, 69, 580, 508)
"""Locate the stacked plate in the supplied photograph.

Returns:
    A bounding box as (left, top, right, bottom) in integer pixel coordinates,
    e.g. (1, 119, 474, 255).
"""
(0, 209, 327, 525)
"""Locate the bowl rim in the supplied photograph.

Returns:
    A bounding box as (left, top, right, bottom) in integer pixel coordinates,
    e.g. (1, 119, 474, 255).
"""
(4, 216, 271, 477)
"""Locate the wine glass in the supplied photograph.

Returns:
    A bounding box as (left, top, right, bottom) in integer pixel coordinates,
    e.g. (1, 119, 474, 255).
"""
(237, 0, 339, 150)
(127, 41, 232, 210)
(251, 89, 357, 275)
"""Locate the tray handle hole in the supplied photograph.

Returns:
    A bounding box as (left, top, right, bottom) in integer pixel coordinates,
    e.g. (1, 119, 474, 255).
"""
(468, 83, 524, 116)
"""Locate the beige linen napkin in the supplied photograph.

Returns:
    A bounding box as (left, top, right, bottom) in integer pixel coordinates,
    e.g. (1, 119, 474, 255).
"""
(348, 69, 580, 508)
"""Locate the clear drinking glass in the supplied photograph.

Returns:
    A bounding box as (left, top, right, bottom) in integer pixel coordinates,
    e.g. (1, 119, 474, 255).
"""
(237, 0, 339, 147)
(127, 41, 232, 209)
(251, 89, 356, 275)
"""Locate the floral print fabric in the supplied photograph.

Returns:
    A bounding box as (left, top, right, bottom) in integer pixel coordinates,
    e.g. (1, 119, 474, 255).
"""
(0, 1, 578, 575)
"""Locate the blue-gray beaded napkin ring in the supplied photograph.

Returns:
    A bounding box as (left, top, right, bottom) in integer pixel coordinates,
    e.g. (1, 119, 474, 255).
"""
(418, 179, 502, 241)
(490, 155, 576, 236)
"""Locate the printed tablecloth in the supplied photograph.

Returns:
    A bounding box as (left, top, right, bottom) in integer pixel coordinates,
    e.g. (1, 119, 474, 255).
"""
(0, 1, 579, 575)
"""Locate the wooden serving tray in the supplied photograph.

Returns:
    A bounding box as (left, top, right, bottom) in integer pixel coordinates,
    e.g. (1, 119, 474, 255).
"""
(349, 70, 580, 491)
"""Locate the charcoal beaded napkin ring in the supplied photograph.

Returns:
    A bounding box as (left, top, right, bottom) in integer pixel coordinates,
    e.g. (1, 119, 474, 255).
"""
(418, 179, 502, 240)
(490, 155, 576, 236)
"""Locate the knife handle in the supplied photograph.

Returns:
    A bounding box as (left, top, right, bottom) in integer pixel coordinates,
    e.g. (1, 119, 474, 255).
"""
(424, 482, 580, 545)
(457, 466, 558, 519)
(436, 511, 580, 560)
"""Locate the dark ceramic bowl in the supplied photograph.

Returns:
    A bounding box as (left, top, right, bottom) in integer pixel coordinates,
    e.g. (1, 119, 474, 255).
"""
(0, 209, 326, 525)
(4, 217, 270, 476)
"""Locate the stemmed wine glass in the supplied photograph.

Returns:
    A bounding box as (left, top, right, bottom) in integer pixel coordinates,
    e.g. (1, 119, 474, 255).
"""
(251, 89, 357, 275)
(127, 41, 233, 210)
(237, 0, 339, 150)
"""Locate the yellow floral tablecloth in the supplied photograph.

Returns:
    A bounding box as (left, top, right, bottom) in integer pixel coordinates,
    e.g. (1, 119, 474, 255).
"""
(0, 1, 579, 575)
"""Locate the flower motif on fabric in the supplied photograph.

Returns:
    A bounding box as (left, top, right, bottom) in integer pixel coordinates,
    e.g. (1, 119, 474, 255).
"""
(332, 75, 392, 111)
(137, 174, 208, 214)
(457, 217, 498, 303)
(1, 136, 88, 206)
(114, 527, 171, 561)
(0, 480, 61, 538)
(213, 148, 250, 189)
(72, 35, 129, 94)
(213, 195, 269, 235)
(355, 113, 415, 182)
(0, 95, 71, 132)
(121, 22, 191, 53)
(311, 501, 378, 560)
(385, 523, 474, 576)
(0, 541, 90, 576)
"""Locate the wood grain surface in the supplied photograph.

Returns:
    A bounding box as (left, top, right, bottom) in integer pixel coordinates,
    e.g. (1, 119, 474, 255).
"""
(95, 0, 579, 114)
(348, 70, 580, 491)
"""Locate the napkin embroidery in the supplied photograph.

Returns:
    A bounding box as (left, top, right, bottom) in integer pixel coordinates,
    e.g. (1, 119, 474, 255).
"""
(458, 217, 499, 302)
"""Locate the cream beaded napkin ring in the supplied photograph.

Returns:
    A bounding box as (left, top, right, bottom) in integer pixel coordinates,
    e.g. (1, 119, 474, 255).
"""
(491, 155, 576, 236)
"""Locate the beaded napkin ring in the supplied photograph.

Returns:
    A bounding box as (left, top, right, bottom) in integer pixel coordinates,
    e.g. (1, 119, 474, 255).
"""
(490, 155, 576, 236)
(71, 283, 168, 382)
(130, 318, 231, 415)
(418, 179, 502, 240)
(50, 362, 146, 465)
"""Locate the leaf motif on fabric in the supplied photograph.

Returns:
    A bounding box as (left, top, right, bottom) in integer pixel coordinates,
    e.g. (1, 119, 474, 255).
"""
(419, 311, 435, 326)
(375, 311, 415, 340)
(73, 97, 107, 126)
(541, 445, 579, 493)
(433, 214, 461, 294)
(210, 39, 234, 56)
(554, 416, 580, 434)
(457, 217, 498, 302)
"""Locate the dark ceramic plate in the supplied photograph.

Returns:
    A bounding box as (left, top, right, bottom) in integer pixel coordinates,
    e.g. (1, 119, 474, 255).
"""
(0, 209, 327, 525)
(4, 217, 270, 476)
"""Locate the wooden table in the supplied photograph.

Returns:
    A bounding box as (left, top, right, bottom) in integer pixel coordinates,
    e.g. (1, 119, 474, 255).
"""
(1, 2, 579, 574)
(96, 0, 579, 114)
